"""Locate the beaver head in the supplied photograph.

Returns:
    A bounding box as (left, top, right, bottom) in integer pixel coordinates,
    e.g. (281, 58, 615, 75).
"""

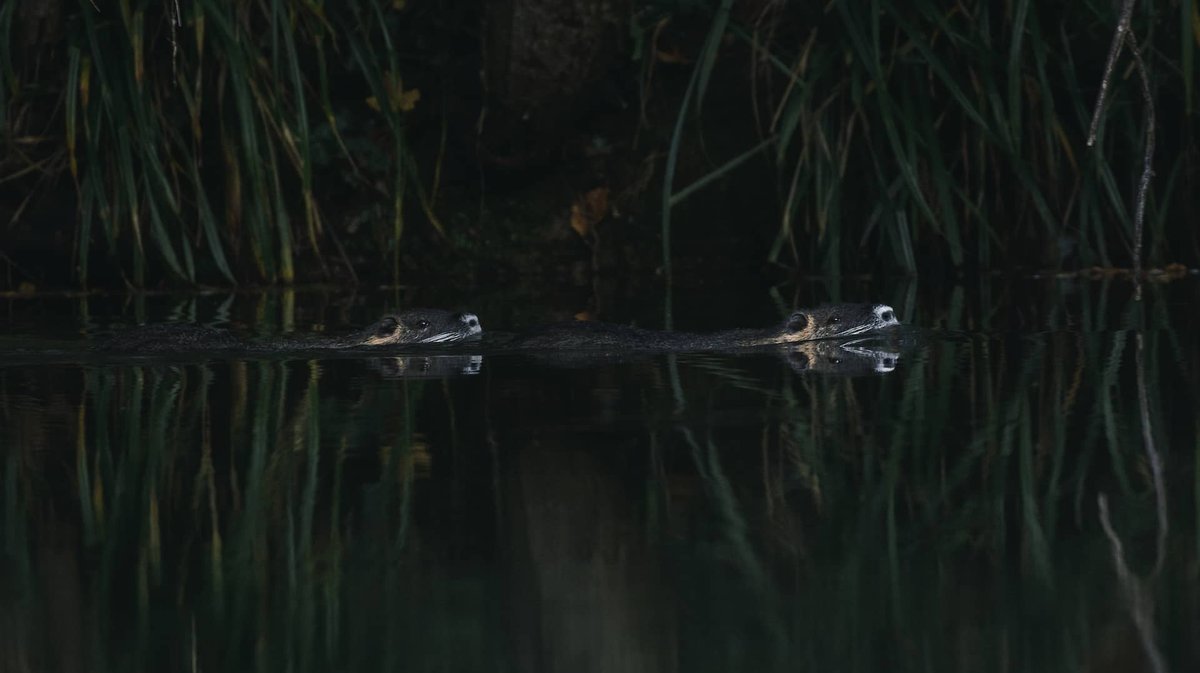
(775, 303, 899, 343)
(357, 309, 483, 346)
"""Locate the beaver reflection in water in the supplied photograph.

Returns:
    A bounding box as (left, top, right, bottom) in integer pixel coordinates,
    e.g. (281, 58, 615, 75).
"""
(103, 309, 482, 354)
(507, 303, 899, 351)
(785, 338, 903, 375)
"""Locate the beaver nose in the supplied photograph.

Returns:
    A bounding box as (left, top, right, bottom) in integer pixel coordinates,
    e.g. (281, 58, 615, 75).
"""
(456, 312, 481, 330)
(875, 305, 898, 325)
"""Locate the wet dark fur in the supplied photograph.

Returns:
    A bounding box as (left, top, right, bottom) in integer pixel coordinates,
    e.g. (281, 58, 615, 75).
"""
(504, 303, 899, 352)
(100, 324, 244, 353)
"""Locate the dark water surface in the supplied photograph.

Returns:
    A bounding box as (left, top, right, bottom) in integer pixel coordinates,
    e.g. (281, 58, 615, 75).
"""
(2, 278, 1198, 672)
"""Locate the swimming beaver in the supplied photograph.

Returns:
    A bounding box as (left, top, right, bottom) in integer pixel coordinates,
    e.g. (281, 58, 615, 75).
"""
(102, 309, 483, 354)
(503, 303, 899, 351)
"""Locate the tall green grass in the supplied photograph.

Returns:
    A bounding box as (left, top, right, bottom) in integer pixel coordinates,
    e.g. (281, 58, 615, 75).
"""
(4, 1, 438, 286)
(5, 2, 1194, 286)
(662, 1, 1196, 274)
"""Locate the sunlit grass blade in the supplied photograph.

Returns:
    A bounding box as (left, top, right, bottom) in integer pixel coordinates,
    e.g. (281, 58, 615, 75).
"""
(693, 0, 733, 113)
(670, 136, 774, 206)
(191, 162, 236, 283)
(142, 172, 188, 280)
(276, 0, 320, 253)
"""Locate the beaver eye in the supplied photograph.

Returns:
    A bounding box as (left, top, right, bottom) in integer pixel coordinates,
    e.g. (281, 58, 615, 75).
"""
(826, 316, 841, 325)
(376, 318, 398, 336)
(414, 320, 430, 330)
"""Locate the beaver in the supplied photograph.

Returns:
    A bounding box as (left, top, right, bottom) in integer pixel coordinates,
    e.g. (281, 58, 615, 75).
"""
(102, 309, 483, 354)
(501, 303, 899, 352)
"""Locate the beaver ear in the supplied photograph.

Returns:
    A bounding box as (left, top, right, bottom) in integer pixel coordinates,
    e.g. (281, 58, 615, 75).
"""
(376, 317, 398, 336)
(786, 312, 809, 333)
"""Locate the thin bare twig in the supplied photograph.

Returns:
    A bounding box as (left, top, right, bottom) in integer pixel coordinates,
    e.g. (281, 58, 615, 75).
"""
(171, 0, 182, 84)
(1135, 332, 1168, 576)
(1087, 0, 1137, 147)
(1126, 32, 1156, 281)
(1091, 330, 1171, 673)
(1097, 494, 1169, 673)
(1086, 0, 1155, 289)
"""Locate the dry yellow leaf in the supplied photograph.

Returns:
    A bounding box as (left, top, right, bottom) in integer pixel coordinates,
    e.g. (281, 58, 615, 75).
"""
(655, 48, 690, 64)
(1193, 3, 1200, 46)
(396, 87, 420, 112)
(80, 57, 91, 107)
(569, 187, 610, 238)
(569, 204, 589, 237)
(370, 72, 422, 113)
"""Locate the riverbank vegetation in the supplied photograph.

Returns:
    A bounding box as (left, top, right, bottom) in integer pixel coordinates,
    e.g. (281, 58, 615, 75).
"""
(1, 0, 1196, 288)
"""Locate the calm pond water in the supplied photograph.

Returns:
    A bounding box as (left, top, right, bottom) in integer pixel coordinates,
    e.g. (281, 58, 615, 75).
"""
(1, 277, 1198, 672)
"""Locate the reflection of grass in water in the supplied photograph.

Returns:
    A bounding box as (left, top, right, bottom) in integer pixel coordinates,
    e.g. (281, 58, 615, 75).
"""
(41, 358, 454, 671)
(656, 286, 1196, 671)
(2, 284, 1197, 671)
